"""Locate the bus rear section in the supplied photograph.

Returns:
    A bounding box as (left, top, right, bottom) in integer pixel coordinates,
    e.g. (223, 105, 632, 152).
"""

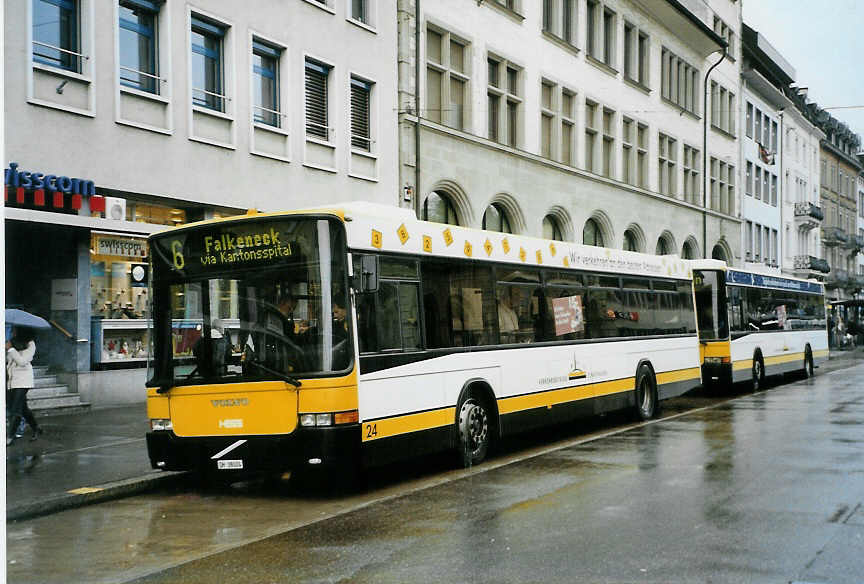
(145, 214, 361, 477)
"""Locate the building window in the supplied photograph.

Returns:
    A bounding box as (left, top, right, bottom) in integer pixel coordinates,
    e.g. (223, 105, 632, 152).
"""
(709, 159, 734, 215)
(656, 237, 671, 256)
(586, 0, 598, 58)
(542, 0, 576, 45)
(483, 203, 512, 234)
(636, 123, 648, 188)
(754, 166, 762, 200)
(770, 173, 778, 206)
(191, 16, 227, 112)
(425, 28, 470, 131)
(710, 82, 735, 135)
(252, 40, 281, 127)
(623, 22, 649, 86)
(661, 47, 698, 115)
(683, 145, 699, 205)
(540, 80, 555, 158)
(305, 58, 331, 139)
(488, 56, 520, 147)
(602, 8, 616, 66)
(713, 15, 734, 57)
(746, 102, 753, 138)
(621, 118, 634, 186)
(351, 0, 368, 24)
(771, 120, 778, 151)
(119, 1, 160, 93)
(623, 229, 639, 252)
(350, 77, 373, 151)
(746, 161, 753, 196)
(543, 215, 564, 241)
(585, 100, 598, 173)
(601, 108, 615, 179)
(33, 0, 80, 72)
(583, 218, 604, 247)
(560, 89, 575, 165)
(423, 191, 459, 225)
(682, 240, 696, 259)
(658, 133, 677, 197)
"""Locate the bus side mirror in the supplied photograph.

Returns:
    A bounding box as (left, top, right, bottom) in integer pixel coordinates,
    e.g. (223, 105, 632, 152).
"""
(354, 255, 379, 293)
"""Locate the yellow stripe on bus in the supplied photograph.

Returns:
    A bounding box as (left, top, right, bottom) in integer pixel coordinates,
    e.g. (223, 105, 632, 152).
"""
(764, 352, 805, 366)
(498, 377, 635, 415)
(732, 359, 753, 371)
(362, 407, 456, 442)
(813, 349, 829, 358)
(656, 367, 701, 385)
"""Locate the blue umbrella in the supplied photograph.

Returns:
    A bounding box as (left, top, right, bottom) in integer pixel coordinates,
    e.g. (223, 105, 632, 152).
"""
(5, 308, 51, 329)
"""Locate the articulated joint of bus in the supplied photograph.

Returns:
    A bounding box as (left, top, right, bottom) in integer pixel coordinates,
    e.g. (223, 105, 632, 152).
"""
(700, 341, 732, 388)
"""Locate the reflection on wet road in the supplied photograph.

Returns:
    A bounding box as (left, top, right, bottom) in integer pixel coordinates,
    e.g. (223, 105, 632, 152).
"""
(8, 364, 864, 584)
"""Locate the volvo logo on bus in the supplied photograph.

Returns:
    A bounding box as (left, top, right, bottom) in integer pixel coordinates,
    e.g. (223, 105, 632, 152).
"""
(211, 398, 249, 408)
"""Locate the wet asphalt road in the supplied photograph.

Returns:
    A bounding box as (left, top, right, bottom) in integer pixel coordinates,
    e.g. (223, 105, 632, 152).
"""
(8, 362, 864, 584)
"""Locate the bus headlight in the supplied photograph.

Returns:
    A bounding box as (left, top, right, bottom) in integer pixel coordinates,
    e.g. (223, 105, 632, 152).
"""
(315, 414, 332, 426)
(300, 414, 316, 427)
(150, 418, 173, 431)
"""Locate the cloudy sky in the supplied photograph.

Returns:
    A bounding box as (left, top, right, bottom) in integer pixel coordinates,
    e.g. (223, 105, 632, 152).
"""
(741, 0, 864, 142)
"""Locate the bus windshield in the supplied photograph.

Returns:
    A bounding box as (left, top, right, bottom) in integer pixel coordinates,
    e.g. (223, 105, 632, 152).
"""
(693, 269, 729, 342)
(147, 217, 350, 387)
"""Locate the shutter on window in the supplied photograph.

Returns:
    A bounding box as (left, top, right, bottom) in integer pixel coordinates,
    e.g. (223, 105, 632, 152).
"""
(305, 61, 329, 139)
(351, 79, 371, 150)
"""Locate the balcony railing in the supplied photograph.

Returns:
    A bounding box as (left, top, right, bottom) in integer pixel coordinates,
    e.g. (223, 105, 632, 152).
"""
(794, 201, 824, 221)
(847, 275, 864, 291)
(793, 255, 831, 274)
(823, 226, 848, 247)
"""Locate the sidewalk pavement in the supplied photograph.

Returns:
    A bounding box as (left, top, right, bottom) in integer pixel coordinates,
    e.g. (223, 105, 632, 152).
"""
(5, 403, 183, 522)
(6, 346, 864, 522)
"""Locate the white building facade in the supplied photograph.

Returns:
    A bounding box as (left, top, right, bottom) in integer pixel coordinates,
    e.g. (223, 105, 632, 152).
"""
(396, 0, 740, 263)
(4, 0, 398, 405)
(781, 87, 828, 280)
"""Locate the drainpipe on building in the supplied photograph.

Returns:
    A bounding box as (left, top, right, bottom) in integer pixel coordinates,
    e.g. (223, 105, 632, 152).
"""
(702, 47, 727, 259)
(778, 109, 784, 271)
(414, 0, 421, 218)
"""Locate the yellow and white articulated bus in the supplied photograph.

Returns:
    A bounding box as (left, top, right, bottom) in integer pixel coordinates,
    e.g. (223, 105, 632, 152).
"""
(146, 203, 705, 478)
(690, 260, 828, 391)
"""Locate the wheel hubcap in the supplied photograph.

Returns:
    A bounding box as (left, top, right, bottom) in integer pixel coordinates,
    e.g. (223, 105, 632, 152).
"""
(460, 401, 488, 455)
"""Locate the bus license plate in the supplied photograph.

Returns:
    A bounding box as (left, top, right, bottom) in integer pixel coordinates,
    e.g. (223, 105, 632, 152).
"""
(217, 459, 243, 470)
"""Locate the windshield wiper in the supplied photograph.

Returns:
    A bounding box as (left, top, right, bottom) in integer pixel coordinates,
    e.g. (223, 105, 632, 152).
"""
(247, 361, 302, 388)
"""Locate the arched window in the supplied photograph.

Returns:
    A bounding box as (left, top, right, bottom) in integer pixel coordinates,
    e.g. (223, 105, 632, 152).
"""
(542, 215, 564, 241)
(583, 218, 604, 247)
(482, 203, 512, 233)
(655, 237, 671, 255)
(623, 229, 639, 252)
(712, 244, 727, 261)
(682, 240, 696, 259)
(422, 191, 459, 225)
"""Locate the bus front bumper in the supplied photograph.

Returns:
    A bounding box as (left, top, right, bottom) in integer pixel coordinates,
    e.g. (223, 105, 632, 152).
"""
(146, 424, 361, 475)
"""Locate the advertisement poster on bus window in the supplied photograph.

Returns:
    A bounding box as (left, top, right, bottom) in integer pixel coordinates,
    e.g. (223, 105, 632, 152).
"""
(776, 304, 787, 329)
(553, 295, 584, 336)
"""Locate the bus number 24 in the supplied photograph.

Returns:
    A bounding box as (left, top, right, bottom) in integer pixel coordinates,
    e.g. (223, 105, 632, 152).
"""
(365, 423, 377, 439)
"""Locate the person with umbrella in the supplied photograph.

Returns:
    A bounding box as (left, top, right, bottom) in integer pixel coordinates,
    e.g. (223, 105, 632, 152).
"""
(5, 309, 48, 445)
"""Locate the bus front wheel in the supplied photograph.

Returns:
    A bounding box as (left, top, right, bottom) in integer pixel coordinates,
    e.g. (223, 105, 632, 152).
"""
(634, 364, 658, 421)
(456, 395, 490, 468)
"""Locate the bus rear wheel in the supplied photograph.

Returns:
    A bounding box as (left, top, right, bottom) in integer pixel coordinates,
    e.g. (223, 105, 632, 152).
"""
(803, 347, 815, 379)
(751, 356, 765, 391)
(634, 364, 658, 421)
(456, 395, 490, 468)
